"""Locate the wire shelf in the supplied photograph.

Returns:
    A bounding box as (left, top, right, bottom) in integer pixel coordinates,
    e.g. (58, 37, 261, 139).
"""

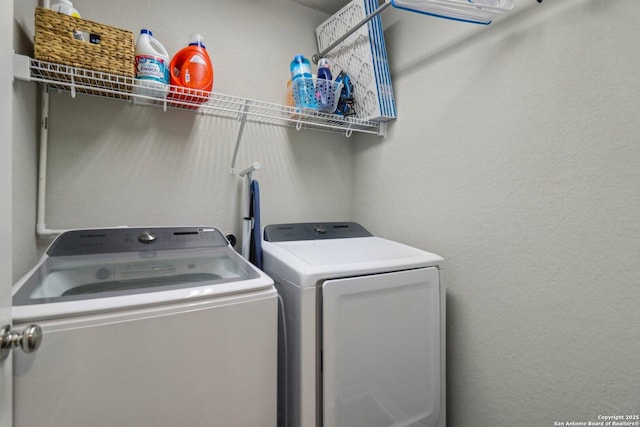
(24, 57, 382, 136)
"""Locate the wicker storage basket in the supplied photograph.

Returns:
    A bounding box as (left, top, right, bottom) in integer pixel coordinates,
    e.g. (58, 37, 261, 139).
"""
(34, 7, 134, 78)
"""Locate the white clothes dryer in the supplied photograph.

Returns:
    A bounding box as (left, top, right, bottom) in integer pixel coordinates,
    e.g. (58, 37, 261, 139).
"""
(262, 222, 445, 427)
(12, 226, 278, 427)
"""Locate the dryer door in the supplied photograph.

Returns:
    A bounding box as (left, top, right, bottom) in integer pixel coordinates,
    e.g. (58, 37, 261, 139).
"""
(322, 267, 441, 427)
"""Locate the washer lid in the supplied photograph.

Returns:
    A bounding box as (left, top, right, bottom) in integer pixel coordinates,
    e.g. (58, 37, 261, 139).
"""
(262, 234, 442, 287)
(13, 227, 273, 321)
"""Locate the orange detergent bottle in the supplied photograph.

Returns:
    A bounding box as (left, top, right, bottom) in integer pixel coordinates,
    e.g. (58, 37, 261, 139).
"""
(169, 34, 214, 108)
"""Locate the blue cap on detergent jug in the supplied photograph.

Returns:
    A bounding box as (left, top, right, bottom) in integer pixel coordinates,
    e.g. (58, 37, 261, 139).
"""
(188, 34, 206, 48)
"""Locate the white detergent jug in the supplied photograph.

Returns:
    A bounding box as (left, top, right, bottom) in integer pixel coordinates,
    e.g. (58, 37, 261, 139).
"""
(51, 0, 81, 18)
(134, 29, 170, 101)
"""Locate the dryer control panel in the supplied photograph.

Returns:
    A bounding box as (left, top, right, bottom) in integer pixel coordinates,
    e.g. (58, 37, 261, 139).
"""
(263, 222, 372, 242)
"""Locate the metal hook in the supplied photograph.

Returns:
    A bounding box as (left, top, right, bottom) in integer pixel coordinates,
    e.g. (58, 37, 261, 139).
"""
(345, 122, 353, 138)
(239, 162, 261, 179)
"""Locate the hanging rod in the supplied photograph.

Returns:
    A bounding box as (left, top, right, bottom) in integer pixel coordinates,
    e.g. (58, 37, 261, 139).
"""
(313, 0, 544, 63)
(313, 0, 392, 64)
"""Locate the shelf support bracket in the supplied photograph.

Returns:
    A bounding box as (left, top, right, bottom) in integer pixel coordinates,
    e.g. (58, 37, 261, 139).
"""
(230, 99, 251, 174)
(13, 52, 31, 82)
(69, 67, 76, 98)
(378, 121, 387, 137)
(36, 84, 70, 238)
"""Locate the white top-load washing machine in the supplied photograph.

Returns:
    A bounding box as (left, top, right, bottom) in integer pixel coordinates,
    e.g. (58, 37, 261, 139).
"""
(262, 222, 445, 427)
(11, 226, 278, 427)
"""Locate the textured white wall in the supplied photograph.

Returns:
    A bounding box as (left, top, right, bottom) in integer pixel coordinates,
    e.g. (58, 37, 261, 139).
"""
(353, 0, 640, 425)
(12, 0, 352, 279)
(12, 0, 640, 424)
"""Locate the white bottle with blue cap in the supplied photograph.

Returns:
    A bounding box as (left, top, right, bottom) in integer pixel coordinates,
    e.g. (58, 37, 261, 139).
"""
(134, 29, 170, 102)
(50, 0, 81, 17)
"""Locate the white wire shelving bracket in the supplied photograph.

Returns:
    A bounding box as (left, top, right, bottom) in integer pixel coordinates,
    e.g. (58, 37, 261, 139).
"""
(230, 100, 251, 174)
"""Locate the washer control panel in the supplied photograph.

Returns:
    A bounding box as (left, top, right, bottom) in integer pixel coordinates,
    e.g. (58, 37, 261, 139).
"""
(46, 227, 227, 256)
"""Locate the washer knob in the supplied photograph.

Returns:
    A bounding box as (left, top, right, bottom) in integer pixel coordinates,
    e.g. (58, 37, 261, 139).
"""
(138, 231, 157, 244)
(314, 225, 327, 234)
